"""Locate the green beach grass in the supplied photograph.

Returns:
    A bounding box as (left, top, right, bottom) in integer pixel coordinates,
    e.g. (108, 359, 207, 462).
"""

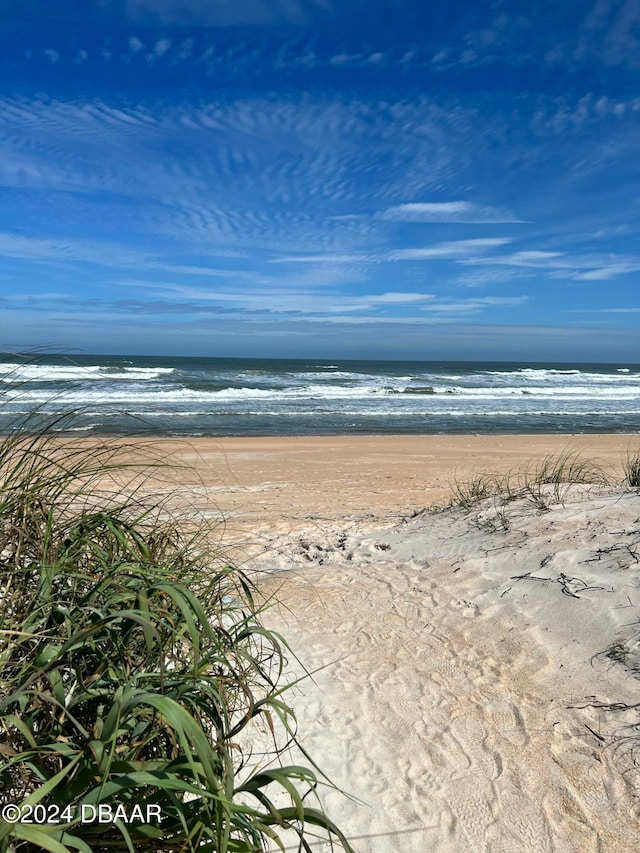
(0, 417, 353, 853)
(624, 451, 640, 488)
(448, 448, 618, 512)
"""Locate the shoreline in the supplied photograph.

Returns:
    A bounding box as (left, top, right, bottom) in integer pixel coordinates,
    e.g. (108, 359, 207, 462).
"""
(29, 429, 640, 439)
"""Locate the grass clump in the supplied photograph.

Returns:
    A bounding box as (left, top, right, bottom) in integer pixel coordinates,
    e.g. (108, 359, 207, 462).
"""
(624, 451, 640, 488)
(519, 451, 608, 510)
(448, 450, 609, 514)
(0, 424, 353, 852)
(448, 475, 494, 510)
(530, 451, 605, 487)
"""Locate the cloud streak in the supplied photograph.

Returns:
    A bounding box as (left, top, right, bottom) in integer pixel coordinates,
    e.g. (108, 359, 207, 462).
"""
(389, 238, 512, 260)
(381, 201, 525, 223)
(462, 249, 640, 280)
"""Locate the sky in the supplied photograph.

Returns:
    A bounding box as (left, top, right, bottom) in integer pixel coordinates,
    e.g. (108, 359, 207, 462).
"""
(0, 0, 639, 361)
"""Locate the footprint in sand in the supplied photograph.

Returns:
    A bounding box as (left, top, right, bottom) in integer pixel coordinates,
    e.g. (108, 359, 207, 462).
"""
(415, 716, 498, 850)
(415, 637, 480, 692)
(487, 785, 554, 852)
(450, 715, 501, 781)
(452, 597, 481, 618)
(427, 654, 475, 695)
(549, 749, 619, 824)
(448, 773, 496, 852)
(488, 696, 529, 748)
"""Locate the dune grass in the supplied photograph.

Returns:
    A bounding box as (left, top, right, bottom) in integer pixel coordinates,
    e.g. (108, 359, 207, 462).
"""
(449, 449, 611, 514)
(624, 451, 640, 488)
(448, 475, 494, 511)
(0, 421, 353, 853)
(518, 450, 608, 510)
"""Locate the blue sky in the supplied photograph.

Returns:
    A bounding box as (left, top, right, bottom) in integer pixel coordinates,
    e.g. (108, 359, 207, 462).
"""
(0, 0, 639, 360)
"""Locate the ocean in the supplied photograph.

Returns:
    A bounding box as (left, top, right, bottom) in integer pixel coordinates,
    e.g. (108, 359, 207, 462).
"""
(1, 354, 639, 436)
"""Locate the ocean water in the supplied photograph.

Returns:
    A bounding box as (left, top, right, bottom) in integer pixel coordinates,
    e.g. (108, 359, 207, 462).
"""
(1, 354, 639, 436)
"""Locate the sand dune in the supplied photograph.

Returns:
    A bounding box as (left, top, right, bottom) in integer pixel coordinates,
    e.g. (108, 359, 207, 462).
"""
(254, 484, 640, 851)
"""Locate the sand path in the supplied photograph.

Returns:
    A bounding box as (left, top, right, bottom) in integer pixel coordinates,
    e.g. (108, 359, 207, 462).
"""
(252, 486, 640, 852)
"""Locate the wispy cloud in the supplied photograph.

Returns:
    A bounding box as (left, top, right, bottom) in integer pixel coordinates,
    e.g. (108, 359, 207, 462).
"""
(0, 232, 248, 275)
(424, 2, 640, 74)
(389, 238, 512, 260)
(270, 254, 370, 263)
(0, 94, 483, 254)
(577, 0, 640, 67)
(152, 38, 171, 58)
(454, 268, 530, 288)
(381, 201, 524, 223)
(368, 292, 434, 304)
(462, 249, 640, 280)
(420, 295, 529, 314)
(564, 262, 640, 280)
(34, 288, 528, 324)
(114, 277, 529, 321)
(463, 250, 563, 267)
(599, 307, 640, 313)
(128, 37, 144, 54)
(0, 233, 151, 267)
(122, 286, 433, 316)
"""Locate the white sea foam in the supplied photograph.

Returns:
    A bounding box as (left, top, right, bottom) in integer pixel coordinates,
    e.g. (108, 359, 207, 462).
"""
(2, 384, 405, 403)
(429, 385, 640, 398)
(0, 363, 175, 382)
(483, 368, 636, 383)
(4, 379, 640, 405)
(485, 368, 583, 376)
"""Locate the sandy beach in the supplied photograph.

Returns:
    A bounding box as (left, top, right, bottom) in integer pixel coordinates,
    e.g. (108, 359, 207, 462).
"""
(106, 432, 640, 851)
(121, 432, 636, 530)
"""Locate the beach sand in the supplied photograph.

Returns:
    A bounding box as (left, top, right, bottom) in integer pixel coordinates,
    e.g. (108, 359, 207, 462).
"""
(125, 431, 636, 529)
(105, 434, 640, 851)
